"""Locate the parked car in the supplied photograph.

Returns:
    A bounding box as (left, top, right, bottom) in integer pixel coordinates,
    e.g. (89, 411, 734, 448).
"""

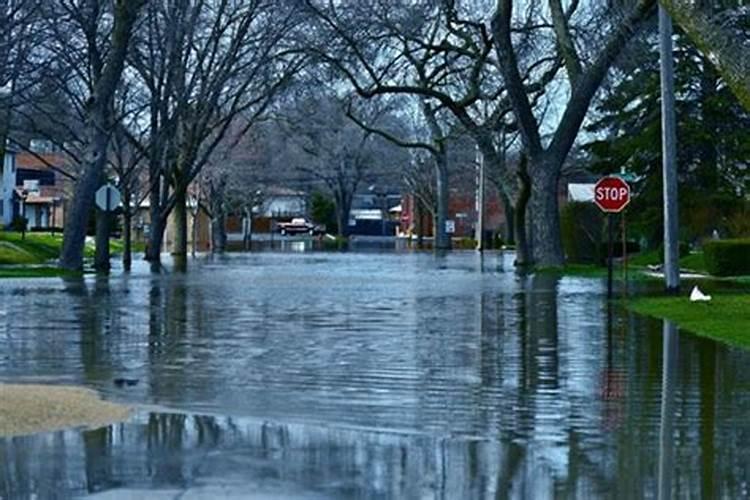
(277, 218, 324, 236)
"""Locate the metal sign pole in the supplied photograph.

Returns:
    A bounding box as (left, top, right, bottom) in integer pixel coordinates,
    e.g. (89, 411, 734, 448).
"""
(608, 214, 614, 300)
(622, 212, 628, 297)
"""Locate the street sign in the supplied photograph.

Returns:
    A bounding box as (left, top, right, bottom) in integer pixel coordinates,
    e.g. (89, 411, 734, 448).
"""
(445, 220, 455, 234)
(95, 184, 121, 212)
(594, 176, 631, 213)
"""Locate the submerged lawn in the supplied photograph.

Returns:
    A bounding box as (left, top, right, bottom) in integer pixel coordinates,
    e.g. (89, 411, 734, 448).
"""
(629, 294, 750, 349)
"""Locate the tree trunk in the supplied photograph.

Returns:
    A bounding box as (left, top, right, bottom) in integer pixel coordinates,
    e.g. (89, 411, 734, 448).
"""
(242, 208, 251, 251)
(414, 199, 424, 249)
(94, 208, 111, 273)
(211, 213, 227, 253)
(172, 186, 188, 271)
(529, 159, 564, 267)
(514, 173, 532, 267)
(500, 191, 515, 246)
(61, 128, 109, 270)
(123, 204, 132, 271)
(146, 212, 165, 264)
(334, 192, 351, 238)
(434, 154, 451, 250)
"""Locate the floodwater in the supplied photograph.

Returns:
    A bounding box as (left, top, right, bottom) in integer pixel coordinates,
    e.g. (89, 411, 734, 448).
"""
(0, 250, 749, 499)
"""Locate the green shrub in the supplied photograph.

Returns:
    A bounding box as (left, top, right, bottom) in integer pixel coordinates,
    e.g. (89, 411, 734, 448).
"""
(451, 237, 476, 250)
(10, 216, 27, 233)
(561, 202, 604, 264)
(703, 239, 750, 276)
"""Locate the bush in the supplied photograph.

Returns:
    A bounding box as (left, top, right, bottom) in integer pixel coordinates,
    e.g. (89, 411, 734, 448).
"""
(703, 239, 750, 276)
(561, 202, 604, 264)
(656, 241, 690, 259)
(455, 237, 477, 249)
(10, 216, 27, 233)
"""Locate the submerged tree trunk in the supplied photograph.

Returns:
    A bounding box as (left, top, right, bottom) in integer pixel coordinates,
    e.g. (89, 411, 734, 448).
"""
(146, 210, 165, 264)
(434, 154, 451, 250)
(172, 186, 188, 271)
(334, 191, 352, 238)
(414, 199, 424, 249)
(94, 208, 111, 273)
(500, 191, 515, 246)
(211, 214, 227, 253)
(528, 158, 564, 267)
(122, 203, 132, 271)
(61, 127, 109, 270)
(514, 163, 532, 267)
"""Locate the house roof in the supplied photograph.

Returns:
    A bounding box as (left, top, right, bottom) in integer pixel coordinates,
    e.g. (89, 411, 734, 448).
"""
(15, 152, 74, 174)
(262, 186, 306, 197)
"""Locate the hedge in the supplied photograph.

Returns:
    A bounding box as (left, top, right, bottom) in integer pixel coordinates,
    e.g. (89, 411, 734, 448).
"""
(703, 239, 750, 276)
(561, 202, 604, 264)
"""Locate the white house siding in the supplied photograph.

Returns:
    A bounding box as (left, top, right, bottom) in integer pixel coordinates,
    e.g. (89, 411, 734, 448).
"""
(1, 151, 16, 226)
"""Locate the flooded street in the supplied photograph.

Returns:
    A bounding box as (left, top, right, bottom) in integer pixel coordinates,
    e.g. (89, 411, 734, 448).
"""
(1, 250, 749, 498)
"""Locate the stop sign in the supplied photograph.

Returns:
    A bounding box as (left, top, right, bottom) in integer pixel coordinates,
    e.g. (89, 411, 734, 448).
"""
(594, 176, 631, 213)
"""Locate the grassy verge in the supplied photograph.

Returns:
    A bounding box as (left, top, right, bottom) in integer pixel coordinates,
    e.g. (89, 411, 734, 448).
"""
(628, 250, 708, 273)
(538, 264, 659, 281)
(0, 232, 134, 278)
(0, 267, 81, 279)
(629, 294, 750, 348)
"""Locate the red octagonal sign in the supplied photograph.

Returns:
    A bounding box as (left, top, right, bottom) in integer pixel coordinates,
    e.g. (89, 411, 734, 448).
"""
(594, 176, 631, 213)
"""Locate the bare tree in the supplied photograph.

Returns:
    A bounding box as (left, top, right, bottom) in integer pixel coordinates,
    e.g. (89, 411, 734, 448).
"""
(491, 0, 657, 265)
(303, 1, 559, 264)
(347, 95, 456, 250)
(50, 0, 146, 271)
(276, 93, 405, 237)
(127, 0, 304, 268)
(0, 1, 44, 166)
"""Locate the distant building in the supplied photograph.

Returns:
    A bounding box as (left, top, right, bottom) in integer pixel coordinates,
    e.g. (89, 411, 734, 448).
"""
(348, 189, 401, 236)
(257, 187, 307, 218)
(230, 186, 307, 235)
(13, 152, 72, 230)
(399, 188, 506, 240)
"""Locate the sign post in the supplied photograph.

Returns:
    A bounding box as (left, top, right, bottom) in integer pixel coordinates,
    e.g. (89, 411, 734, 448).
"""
(94, 184, 122, 272)
(594, 177, 631, 299)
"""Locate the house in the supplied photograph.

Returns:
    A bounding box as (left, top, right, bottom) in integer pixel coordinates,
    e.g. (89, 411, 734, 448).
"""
(13, 151, 72, 230)
(226, 186, 307, 235)
(1, 144, 17, 226)
(399, 188, 506, 240)
(257, 186, 307, 218)
(348, 189, 402, 236)
(131, 197, 212, 254)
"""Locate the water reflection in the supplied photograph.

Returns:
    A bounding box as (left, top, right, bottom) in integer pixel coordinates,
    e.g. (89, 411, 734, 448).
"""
(0, 252, 748, 498)
(658, 320, 678, 500)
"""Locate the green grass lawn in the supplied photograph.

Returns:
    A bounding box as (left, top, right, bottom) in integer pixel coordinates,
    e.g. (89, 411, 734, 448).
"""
(0, 232, 64, 264)
(538, 263, 659, 281)
(628, 249, 708, 273)
(629, 294, 750, 348)
(0, 267, 80, 278)
(0, 232, 134, 276)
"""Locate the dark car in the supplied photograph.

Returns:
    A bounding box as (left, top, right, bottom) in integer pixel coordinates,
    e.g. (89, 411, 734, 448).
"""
(277, 218, 324, 235)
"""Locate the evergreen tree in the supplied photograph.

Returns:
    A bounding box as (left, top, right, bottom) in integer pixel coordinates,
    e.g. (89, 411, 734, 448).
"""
(586, 29, 750, 245)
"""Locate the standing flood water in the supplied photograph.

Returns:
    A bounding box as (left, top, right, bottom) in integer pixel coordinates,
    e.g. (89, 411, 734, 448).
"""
(0, 251, 749, 498)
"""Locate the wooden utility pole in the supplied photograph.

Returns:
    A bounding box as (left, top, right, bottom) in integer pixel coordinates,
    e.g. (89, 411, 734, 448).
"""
(659, 6, 680, 292)
(475, 146, 485, 252)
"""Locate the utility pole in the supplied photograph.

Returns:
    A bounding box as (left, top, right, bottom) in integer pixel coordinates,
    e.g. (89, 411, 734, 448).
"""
(475, 146, 485, 252)
(659, 6, 680, 293)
